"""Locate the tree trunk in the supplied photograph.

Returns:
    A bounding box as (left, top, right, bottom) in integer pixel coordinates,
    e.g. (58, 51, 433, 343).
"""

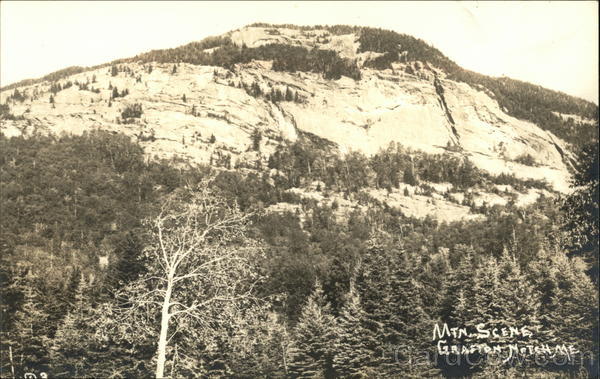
(281, 339, 288, 375)
(155, 281, 173, 378)
(8, 345, 14, 378)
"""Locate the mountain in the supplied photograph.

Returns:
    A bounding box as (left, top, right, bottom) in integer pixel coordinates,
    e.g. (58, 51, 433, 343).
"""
(2, 24, 599, 378)
(1, 24, 598, 220)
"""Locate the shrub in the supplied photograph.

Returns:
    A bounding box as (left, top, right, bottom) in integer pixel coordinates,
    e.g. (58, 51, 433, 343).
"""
(121, 103, 143, 123)
(514, 153, 537, 166)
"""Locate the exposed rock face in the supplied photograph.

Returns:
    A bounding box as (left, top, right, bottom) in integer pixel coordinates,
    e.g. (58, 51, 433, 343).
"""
(0, 26, 579, 197)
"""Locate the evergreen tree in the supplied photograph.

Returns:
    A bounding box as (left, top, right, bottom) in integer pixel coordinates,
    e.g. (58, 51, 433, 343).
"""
(465, 250, 541, 370)
(251, 82, 262, 97)
(11, 277, 51, 376)
(495, 249, 542, 344)
(562, 142, 599, 281)
(356, 240, 438, 376)
(285, 87, 294, 102)
(251, 129, 262, 151)
(12, 89, 25, 102)
(333, 283, 377, 378)
(530, 251, 599, 373)
(440, 246, 475, 323)
(403, 165, 417, 186)
(386, 253, 436, 376)
(355, 242, 392, 365)
(288, 281, 338, 378)
(51, 274, 95, 376)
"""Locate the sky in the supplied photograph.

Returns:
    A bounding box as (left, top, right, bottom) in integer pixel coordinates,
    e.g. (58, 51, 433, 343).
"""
(1, 1, 598, 103)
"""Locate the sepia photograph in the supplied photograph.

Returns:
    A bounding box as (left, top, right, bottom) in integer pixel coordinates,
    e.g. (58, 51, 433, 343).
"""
(0, 1, 598, 378)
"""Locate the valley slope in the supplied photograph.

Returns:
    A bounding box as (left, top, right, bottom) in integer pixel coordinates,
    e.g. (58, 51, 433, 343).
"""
(1, 24, 597, 221)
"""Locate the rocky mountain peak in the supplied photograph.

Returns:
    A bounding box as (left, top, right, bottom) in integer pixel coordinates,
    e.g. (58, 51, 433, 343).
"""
(1, 23, 598, 220)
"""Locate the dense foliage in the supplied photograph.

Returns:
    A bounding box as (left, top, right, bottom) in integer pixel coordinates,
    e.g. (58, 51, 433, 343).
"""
(1, 22, 597, 378)
(267, 139, 551, 194)
(131, 39, 361, 80)
(0, 131, 597, 378)
(562, 141, 600, 281)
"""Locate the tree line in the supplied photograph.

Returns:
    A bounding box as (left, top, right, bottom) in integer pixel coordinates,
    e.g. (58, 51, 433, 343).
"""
(0, 131, 597, 377)
(267, 139, 551, 195)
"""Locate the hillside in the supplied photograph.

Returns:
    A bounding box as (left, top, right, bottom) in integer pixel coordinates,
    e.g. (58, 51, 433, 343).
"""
(2, 26, 597, 197)
(1, 23, 598, 379)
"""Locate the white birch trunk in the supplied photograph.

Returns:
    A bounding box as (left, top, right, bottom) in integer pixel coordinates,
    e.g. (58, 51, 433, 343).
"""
(155, 281, 173, 378)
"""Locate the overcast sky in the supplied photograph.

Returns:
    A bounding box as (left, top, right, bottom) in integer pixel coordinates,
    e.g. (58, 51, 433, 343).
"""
(1, 1, 598, 103)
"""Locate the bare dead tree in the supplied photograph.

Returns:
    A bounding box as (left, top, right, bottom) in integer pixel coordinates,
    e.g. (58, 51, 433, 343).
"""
(113, 180, 263, 378)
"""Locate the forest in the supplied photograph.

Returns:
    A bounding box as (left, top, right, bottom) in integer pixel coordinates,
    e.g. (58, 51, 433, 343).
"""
(0, 130, 597, 378)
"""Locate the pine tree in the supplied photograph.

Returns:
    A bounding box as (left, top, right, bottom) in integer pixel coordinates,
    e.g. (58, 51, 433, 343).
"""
(562, 142, 599, 281)
(402, 165, 417, 186)
(495, 249, 541, 343)
(11, 278, 51, 376)
(249, 82, 261, 97)
(526, 249, 558, 341)
(209, 134, 216, 144)
(51, 274, 94, 376)
(355, 242, 392, 368)
(288, 281, 338, 378)
(441, 246, 475, 323)
(182, 94, 187, 103)
(251, 129, 262, 151)
(356, 241, 439, 377)
(386, 253, 436, 376)
(466, 249, 542, 370)
(13, 88, 24, 101)
(333, 283, 377, 378)
(460, 255, 500, 345)
(534, 251, 599, 371)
